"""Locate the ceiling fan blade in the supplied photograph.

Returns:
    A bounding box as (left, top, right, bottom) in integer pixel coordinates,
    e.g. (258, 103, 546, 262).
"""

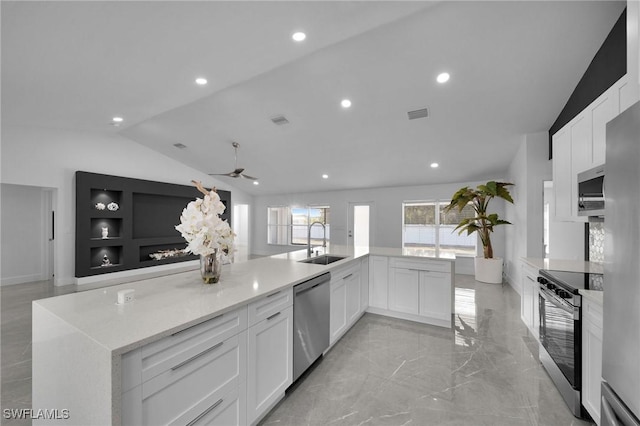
(240, 173, 258, 181)
(208, 172, 236, 177)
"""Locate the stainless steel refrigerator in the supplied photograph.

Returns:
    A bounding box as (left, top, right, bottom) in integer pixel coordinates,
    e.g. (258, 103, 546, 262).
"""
(602, 100, 640, 426)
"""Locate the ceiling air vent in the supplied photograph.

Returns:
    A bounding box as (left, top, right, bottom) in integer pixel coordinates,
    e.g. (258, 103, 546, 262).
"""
(407, 108, 429, 120)
(270, 115, 290, 126)
(173, 143, 187, 149)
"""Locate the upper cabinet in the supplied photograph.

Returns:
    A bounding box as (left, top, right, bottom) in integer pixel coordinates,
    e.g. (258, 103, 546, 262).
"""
(552, 75, 638, 222)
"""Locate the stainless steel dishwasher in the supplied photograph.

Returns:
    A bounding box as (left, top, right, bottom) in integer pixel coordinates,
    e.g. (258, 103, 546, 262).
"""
(293, 272, 331, 382)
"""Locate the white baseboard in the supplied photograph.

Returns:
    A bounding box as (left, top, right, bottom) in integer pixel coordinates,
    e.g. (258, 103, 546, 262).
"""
(1, 273, 47, 286)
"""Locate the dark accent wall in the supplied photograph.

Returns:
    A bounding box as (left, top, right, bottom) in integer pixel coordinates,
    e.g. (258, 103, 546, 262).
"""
(548, 8, 627, 158)
(75, 171, 231, 278)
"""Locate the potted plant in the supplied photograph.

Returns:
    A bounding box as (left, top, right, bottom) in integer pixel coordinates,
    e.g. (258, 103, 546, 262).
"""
(443, 181, 514, 284)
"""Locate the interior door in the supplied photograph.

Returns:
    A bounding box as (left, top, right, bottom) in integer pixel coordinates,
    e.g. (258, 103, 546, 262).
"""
(347, 202, 373, 249)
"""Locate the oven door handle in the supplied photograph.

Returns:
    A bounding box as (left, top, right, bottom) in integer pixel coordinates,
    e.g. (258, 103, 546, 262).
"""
(539, 286, 578, 318)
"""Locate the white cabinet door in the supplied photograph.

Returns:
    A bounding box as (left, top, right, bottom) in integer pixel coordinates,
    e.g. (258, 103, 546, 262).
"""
(553, 129, 573, 221)
(582, 298, 603, 425)
(388, 267, 419, 315)
(615, 73, 640, 114)
(345, 269, 361, 326)
(359, 257, 369, 314)
(246, 305, 292, 425)
(418, 271, 451, 322)
(520, 273, 532, 327)
(570, 113, 592, 176)
(369, 256, 389, 309)
(520, 264, 539, 340)
(330, 276, 347, 344)
(590, 92, 616, 167)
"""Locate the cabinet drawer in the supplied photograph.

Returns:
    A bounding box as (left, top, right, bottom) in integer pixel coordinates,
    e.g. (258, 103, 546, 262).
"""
(248, 287, 292, 326)
(330, 260, 360, 281)
(388, 257, 450, 273)
(141, 331, 246, 426)
(186, 386, 243, 426)
(123, 307, 247, 385)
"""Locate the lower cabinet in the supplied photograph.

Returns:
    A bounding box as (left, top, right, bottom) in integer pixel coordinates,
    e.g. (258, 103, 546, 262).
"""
(330, 261, 362, 345)
(419, 271, 452, 323)
(369, 256, 389, 309)
(375, 257, 453, 328)
(388, 267, 419, 315)
(121, 289, 294, 426)
(246, 305, 293, 425)
(121, 306, 248, 426)
(520, 262, 539, 339)
(582, 296, 603, 425)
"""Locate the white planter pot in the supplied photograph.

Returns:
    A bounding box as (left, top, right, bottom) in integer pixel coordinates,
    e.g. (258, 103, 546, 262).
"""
(474, 257, 503, 284)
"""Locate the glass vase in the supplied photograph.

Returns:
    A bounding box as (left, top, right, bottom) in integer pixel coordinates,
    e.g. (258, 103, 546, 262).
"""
(200, 250, 221, 284)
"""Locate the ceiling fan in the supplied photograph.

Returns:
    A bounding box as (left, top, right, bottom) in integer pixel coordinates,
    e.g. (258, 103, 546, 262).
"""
(209, 142, 257, 181)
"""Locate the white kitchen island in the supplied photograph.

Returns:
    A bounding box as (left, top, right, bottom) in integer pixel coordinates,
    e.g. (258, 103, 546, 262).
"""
(32, 246, 454, 425)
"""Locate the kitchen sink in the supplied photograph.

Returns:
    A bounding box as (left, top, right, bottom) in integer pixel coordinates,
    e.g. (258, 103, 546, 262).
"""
(299, 255, 347, 265)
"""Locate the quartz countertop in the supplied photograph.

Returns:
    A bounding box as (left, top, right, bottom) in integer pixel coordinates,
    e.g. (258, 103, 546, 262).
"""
(34, 245, 453, 355)
(270, 245, 455, 262)
(522, 257, 603, 274)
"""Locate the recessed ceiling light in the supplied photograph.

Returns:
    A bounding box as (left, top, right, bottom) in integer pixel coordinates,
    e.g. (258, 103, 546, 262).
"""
(195, 77, 208, 85)
(322, 174, 329, 179)
(112, 116, 123, 123)
(436, 72, 450, 84)
(253, 181, 259, 185)
(341, 99, 352, 108)
(430, 162, 439, 168)
(292, 32, 306, 42)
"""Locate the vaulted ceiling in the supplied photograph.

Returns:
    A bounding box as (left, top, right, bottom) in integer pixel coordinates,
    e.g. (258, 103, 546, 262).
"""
(2, 1, 626, 195)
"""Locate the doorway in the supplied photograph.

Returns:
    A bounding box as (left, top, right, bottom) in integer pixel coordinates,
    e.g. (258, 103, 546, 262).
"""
(347, 202, 373, 249)
(232, 204, 249, 262)
(1, 184, 56, 285)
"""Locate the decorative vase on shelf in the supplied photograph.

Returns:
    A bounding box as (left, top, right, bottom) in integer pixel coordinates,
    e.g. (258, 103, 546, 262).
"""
(200, 250, 221, 284)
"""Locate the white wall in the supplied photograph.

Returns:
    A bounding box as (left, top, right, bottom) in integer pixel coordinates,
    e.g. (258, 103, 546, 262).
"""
(1, 125, 254, 286)
(1, 184, 53, 285)
(252, 179, 508, 275)
(505, 132, 552, 294)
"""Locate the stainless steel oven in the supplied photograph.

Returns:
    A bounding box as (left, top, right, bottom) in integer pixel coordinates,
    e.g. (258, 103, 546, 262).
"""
(537, 270, 603, 419)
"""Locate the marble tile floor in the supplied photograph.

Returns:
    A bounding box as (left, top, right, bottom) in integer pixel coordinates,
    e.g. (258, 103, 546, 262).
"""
(261, 275, 594, 426)
(0, 276, 593, 426)
(1, 280, 74, 426)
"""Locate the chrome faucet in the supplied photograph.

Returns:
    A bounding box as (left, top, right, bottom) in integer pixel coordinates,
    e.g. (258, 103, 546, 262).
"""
(307, 221, 326, 256)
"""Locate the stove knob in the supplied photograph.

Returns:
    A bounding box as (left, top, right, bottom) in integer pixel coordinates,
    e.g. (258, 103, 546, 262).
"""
(546, 283, 556, 291)
(537, 277, 548, 285)
(559, 290, 571, 299)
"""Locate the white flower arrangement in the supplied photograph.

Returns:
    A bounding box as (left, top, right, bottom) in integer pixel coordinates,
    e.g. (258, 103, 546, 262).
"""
(175, 181, 234, 261)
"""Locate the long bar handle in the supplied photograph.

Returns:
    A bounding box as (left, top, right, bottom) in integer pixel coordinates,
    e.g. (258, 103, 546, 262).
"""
(266, 312, 281, 321)
(186, 398, 224, 426)
(171, 341, 224, 371)
(172, 314, 223, 336)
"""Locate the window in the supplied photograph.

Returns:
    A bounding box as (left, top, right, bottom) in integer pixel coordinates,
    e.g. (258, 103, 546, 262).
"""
(402, 201, 476, 258)
(267, 206, 330, 246)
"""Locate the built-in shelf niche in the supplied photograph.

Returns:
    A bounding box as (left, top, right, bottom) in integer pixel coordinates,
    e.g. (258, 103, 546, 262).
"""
(139, 242, 197, 264)
(90, 218, 122, 240)
(76, 171, 231, 278)
(90, 189, 122, 211)
(90, 246, 123, 269)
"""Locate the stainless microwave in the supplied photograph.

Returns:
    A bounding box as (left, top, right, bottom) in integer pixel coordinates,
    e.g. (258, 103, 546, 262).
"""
(578, 165, 605, 217)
